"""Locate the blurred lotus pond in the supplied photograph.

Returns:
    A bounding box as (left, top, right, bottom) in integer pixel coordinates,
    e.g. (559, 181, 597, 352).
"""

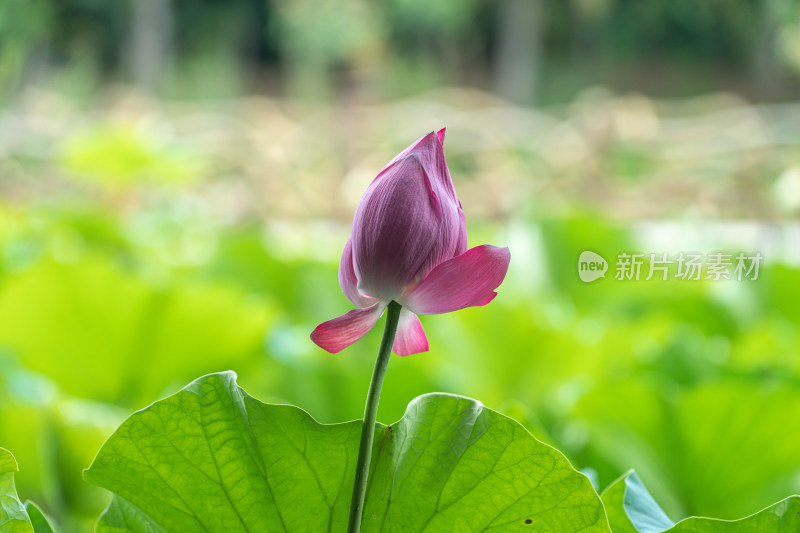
(1, 89, 800, 532)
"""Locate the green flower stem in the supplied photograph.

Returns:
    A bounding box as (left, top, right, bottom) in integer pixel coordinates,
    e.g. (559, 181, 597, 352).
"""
(348, 300, 402, 533)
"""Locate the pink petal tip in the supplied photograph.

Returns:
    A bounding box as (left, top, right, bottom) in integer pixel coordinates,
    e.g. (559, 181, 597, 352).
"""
(392, 309, 429, 356)
(311, 303, 386, 353)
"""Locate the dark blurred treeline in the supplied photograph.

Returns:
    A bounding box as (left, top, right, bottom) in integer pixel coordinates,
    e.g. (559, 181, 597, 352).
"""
(2, 0, 800, 104)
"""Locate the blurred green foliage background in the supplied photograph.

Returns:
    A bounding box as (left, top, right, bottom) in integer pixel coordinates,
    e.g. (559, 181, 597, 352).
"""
(1, 1, 800, 531)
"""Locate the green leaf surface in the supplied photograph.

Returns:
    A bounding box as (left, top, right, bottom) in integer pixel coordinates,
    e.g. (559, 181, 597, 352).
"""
(85, 372, 609, 532)
(0, 448, 57, 533)
(24, 501, 55, 533)
(576, 377, 800, 519)
(0, 258, 274, 407)
(1, 448, 33, 533)
(601, 471, 800, 533)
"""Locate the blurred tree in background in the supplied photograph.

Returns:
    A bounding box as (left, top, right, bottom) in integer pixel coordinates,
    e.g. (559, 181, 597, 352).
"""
(2, 0, 800, 103)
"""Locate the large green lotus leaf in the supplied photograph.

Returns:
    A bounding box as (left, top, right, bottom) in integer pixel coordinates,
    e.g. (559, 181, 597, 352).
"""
(601, 470, 800, 533)
(0, 448, 55, 533)
(0, 257, 274, 407)
(85, 372, 609, 532)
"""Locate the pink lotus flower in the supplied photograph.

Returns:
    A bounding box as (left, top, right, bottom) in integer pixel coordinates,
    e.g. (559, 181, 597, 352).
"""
(311, 129, 510, 356)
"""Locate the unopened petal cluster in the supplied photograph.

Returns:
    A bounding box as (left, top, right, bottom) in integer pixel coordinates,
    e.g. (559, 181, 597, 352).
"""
(312, 129, 510, 355)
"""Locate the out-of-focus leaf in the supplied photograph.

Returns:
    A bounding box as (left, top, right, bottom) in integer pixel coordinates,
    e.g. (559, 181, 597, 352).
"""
(0, 258, 275, 407)
(0, 448, 55, 533)
(601, 470, 800, 533)
(0, 360, 121, 531)
(24, 501, 55, 533)
(574, 377, 800, 519)
(59, 124, 206, 186)
(85, 372, 609, 532)
(601, 471, 674, 533)
(672, 381, 800, 516)
(0, 448, 33, 533)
